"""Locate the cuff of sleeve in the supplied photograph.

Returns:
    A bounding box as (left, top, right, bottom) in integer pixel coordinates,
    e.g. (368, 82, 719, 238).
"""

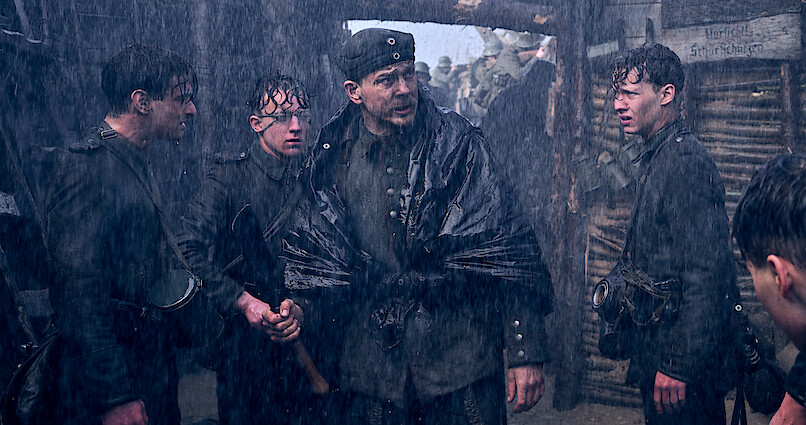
(208, 277, 245, 318)
(656, 352, 699, 384)
(505, 314, 549, 367)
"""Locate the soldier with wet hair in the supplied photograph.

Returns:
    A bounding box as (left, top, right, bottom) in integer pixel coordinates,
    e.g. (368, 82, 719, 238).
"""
(102, 45, 198, 117)
(733, 154, 806, 425)
(46, 44, 197, 425)
(179, 73, 336, 425)
(604, 43, 737, 425)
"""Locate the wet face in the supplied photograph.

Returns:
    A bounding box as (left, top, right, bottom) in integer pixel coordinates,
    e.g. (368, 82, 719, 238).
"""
(347, 60, 418, 136)
(150, 76, 197, 142)
(613, 68, 668, 140)
(746, 258, 806, 351)
(250, 88, 310, 160)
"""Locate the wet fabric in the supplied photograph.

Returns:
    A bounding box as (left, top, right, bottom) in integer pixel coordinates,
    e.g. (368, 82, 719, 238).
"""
(786, 352, 806, 407)
(287, 89, 554, 405)
(45, 123, 179, 424)
(618, 120, 737, 391)
(640, 379, 726, 425)
(343, 372, 505, 425)
(178, 141, 342, 424)
(479, 60, 555, 257)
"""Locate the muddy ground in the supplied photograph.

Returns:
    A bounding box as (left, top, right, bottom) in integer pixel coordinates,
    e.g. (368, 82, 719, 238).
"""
(177, 359, 772, 425)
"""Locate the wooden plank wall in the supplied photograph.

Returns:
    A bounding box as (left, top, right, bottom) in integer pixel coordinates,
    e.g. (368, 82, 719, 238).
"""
(696, 62, 791, 311)
(582, 73, 640, 407)
(581, 61, 798, 407)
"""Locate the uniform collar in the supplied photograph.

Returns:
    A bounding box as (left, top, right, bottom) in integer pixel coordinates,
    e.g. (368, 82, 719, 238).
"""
(354, 116, 412, 159)
(100, 120, 151, 174)
(633, 120, 685, 167)
(248, 141, 296, 181)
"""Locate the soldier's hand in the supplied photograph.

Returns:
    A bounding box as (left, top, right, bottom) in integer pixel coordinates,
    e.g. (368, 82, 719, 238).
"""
(507, 363, 545, 413)
(234, 291, 272, 331)
(654, 371, 686, 414)
(102, 399, 148, 425)
(770, 393, 806, 425)
(262, 298, 303, 343)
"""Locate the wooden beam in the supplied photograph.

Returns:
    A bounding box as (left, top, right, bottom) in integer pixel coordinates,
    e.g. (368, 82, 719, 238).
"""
(662, 0, 801, 30)
(662, 12, 801, 64)
(339, 0, 558, 35)
(779, 61, 800, 152)
(550, 0, 591, 412)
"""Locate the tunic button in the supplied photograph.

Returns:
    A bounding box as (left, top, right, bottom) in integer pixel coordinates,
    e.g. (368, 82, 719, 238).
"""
(513, 320, 520, 328)
(239, 152, 247, 158)
(386, 166, 394, 174)
(517, 350, 525, 358)
(398, 278, 405, 285)
(515, 333, 523, 342)
(387, 187, 395, 196)
(389, 210, 398, 218)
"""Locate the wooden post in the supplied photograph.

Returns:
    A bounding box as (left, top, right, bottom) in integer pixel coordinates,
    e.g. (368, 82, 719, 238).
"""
(683, 62, 700, 134)
(190, 0, 215, 158)
(779, 61, 800, 151)
(550, 0, 591, 411)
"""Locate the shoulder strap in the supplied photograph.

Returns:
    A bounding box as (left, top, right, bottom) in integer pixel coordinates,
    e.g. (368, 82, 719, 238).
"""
(262, 180, 303, 242)
(97, 132, 192, 272)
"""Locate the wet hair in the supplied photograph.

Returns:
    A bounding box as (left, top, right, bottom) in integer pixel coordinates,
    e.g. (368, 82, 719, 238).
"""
(733, 154, 806, 267)
(102, 44, 197, 116)
(246, 74, 310, 115)
(611, 43, 685, 106)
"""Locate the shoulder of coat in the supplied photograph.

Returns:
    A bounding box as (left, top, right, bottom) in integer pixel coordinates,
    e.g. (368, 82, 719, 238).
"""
(213, 150, 250, 164)
(68, 128, 117, 153)
(670, 132, 702, 157)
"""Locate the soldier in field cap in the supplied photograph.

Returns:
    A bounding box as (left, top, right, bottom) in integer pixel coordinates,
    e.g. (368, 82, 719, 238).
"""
(286, 27, 555, 424)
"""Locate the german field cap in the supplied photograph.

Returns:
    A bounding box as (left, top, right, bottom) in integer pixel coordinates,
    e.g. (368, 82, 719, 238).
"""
(335, 28, 415, 82)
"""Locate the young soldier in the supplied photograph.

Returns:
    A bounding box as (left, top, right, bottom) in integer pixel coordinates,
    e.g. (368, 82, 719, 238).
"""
(178, 75, 337, 425)
(733, 154, 806, 425)
(46, 44, 197, 425)
(607, 43, 736, 424)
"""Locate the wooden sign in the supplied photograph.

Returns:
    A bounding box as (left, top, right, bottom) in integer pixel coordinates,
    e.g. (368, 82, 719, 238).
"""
(662, 12, 801, 63)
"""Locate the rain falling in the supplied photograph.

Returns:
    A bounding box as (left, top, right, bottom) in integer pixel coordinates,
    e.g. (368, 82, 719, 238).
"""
(1, 1, 804, 425)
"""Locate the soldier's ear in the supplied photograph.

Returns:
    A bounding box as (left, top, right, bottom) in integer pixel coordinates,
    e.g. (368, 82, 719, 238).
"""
(249, 115, 264, 134)
(768, 254, 794, 298)
(132, 90, 151, 115)
(659, 84, 676, 107)
(344, 80, 362, 105)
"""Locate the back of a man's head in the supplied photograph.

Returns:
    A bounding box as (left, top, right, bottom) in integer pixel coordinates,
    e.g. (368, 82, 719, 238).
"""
(102, 44, 197, 117)
(733, 154, 806, 268)
(612, 43, 685, 104)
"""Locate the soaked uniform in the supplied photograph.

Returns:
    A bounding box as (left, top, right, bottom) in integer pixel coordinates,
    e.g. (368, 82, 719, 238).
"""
(617, 120, 736, 425)
(293, 91, 555, 425)
(178, 142, 339, 425)
(46, 123, 181, 425)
